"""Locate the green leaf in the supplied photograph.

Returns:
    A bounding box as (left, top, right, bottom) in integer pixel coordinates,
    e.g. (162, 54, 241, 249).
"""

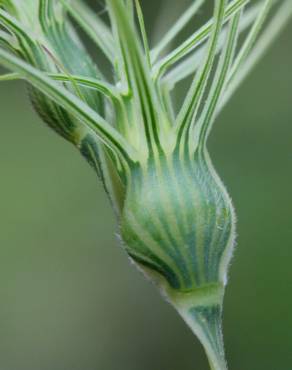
(195, 11, 242, 151)
(0, 71, 18, 80)
(153, 0, 250, 80)
(106, 0, 164, 155)
(0, 29, 13, 49)
(0, 0, 40, 29)
(0, 8, 38, 62)
(226, 0, 274, 92)
(48, 73, 120, 101)
(0, 48, 137, 162)
(175, 0, 227, 147)
(151, 0, 205, 62)
(124, 0, 135, 22)
(0, 70, 120, 100)
(219, 0, 292, 111)
(59, 0, 115, 62)
(135, 0, 151, 68)
(162, 2, 262, 90)
(0, 1, 111, 139)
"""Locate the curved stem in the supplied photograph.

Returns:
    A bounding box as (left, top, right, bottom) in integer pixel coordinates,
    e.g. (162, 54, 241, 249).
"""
(182, 304, 227, 370)
(168, 284, 227, 370)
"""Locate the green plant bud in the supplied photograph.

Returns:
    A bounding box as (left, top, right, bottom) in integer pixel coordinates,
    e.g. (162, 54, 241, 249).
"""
(1, 1, 290, 369)
(122, 152, 235, 292)
(0, 0, 104, 143)
(121, 150, 235, 370)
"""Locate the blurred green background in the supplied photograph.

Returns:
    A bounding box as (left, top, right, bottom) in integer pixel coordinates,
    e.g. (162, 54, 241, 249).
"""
(0, 1, 291, 369)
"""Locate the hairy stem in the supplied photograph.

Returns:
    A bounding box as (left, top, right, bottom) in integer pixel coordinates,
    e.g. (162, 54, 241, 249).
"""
(168, 285, 227, 370)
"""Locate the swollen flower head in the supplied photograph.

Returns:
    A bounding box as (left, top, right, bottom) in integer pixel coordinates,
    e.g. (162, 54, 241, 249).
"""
(0, 1, 291, 369)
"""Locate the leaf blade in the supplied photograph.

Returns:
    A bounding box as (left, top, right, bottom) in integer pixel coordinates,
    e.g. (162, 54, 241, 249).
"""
(162, 2, 262, 90)
(175, 0, 227, 146)
(153, 0, 250, 80)
(0, 48, 136, 162)
(59, 0, 115, 62)
(151, 0, 205, 62)
(219, 0, 292, 111)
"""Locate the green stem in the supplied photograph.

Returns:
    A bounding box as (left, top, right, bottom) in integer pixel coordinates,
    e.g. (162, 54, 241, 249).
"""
(185, 304, 227, 370)
(168, 284, 227, 370)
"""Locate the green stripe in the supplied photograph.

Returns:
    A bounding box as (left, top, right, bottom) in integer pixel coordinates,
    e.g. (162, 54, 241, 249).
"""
(176, 0, 227, 148)
(153, 0, 250, 79)
(128, 252, 181, 290)
(0, 49, 137, 163)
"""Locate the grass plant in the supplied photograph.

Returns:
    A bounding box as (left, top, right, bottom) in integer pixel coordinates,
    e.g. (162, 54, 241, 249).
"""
(0, 1, 291, 369)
